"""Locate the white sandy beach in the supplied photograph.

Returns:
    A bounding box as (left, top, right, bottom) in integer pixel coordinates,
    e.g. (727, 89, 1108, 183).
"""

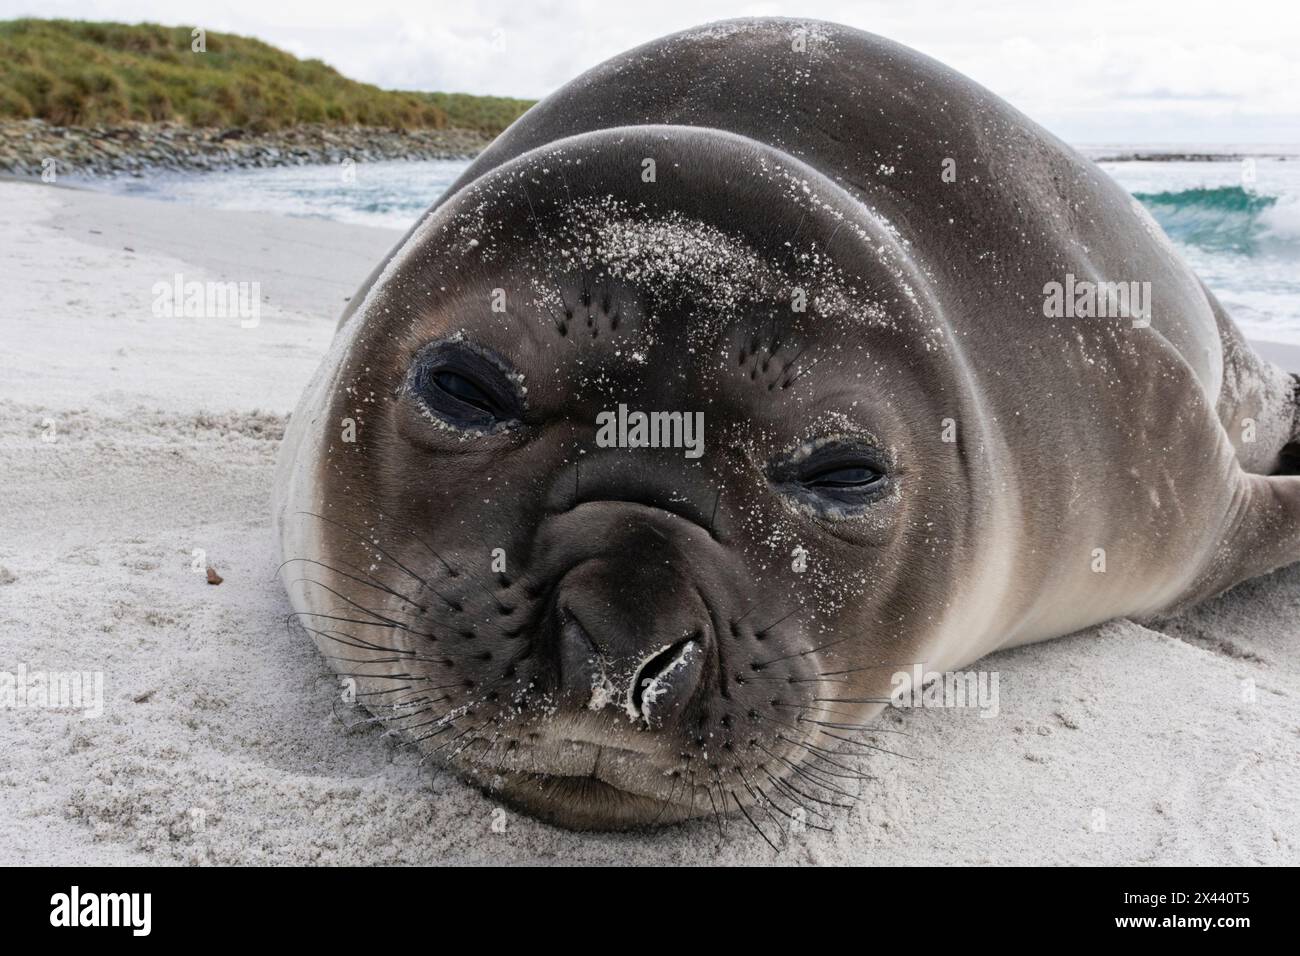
(1, 177, 1297, 865)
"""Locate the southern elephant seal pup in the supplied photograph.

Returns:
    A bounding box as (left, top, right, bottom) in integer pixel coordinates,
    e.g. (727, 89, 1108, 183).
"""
(273, 18, 1300, 833)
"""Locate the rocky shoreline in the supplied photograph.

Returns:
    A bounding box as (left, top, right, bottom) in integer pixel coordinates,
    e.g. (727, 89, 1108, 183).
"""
(0, 119, 490, 179)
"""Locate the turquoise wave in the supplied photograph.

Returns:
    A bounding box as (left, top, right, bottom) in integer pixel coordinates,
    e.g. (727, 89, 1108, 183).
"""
(1133, 185, 1288, 255)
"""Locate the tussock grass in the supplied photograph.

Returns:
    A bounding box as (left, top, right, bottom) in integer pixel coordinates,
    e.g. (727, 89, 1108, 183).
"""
(0, 19, 534, 134)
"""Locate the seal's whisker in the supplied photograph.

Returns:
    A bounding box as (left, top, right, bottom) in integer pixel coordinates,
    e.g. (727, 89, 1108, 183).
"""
(768, 716, 880, 775)
(278, 556, 425, 610)
(752, 606, 804, 640)
(748, 707, 878, 790)
(375, 693, 449, 713)
(791, 753, 869, 792)
(517, 183, 575, 336)
(702, 774, 725, 843)
(819, 214, 848, 261)
(763, 790, 833, 833)
(649, 772, 682, 826)
(388, 682, 465, 696)
(779, 341, 811, 374)
(758, 744, 860, 800)
(285, 610, 414, 634)
(400, 530, 520, 616)
(293, 511, 450, 599)
(761, 785, 825, 834)
(331, 697, 376, 733)
(744, 675, 848, 684)
(442, 720, 496, 760)
(759, 771, 835, 825)
(731, 790, 780, 851)
(393, 707, 464, 735)
(311, 632, 410, 654)
(301, 528, 530, 639)
(339, 702, 452, 731)
(754, 633, 851, 667)
(763, 766, 855, 811)
(292, 514, 522, 636)
(736, 767, 788, 837)
(777, 734, 880, 777)
(813, 696, 893, 705)
(789, 716, 911, 737)
(301, 623, 451, 664)
(797, 715, 912, 736)
(451, 726, 497, 759)
(782, 356, 821, 389)
(753, 705, 866, 749)
(330, 671, 434, 683)
(818, 659, 927, 677)
(299, 623, 415, 655)
(286, 580, 438, 635)
(306, 627, 413, 655)
(289, 600, 482, 646)
(322, 654, 448, 667)
(811, 729, 911, 759)
(469, 725, 522, 770)
(409, 721, 462, 746)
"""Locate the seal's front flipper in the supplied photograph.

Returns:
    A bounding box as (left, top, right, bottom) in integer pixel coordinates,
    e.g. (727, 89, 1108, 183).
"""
(1276, 373, 1300, 475)
(1181, 472, 1300, 608)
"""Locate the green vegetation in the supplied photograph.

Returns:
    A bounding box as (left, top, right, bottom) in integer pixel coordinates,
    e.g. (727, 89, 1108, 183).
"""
(420, 92, 533, 136)
(0, 19, 534, 133)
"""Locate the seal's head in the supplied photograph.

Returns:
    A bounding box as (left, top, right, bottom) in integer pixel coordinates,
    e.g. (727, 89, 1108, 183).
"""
(276, 126, 974, 831)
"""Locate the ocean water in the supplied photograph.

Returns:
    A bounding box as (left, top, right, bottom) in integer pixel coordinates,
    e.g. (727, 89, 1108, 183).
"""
(1088, 150, 1300, 345)
(98, 158, 473, 232)
(87, 147, 1300, 344)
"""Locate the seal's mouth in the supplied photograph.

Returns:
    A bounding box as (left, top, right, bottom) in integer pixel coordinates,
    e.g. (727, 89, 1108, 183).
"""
(485, 766, 693, 830)
(464, 731, 696, 829)
(491, 733, 670, 788)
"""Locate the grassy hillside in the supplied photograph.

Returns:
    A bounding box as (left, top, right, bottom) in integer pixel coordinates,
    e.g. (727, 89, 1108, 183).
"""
(0, 19, 534, 133)
(420, 91, 535, 137)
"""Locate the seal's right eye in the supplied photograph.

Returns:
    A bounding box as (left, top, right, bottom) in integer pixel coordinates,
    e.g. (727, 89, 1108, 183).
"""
(432, 370, 496, 415)
(407, 341, 522, 432)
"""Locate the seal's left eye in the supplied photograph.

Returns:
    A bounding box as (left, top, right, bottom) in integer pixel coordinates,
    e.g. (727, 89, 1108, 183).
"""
(407, 341, 522, 432)
(803, 464, 883, 490)
(768, 441, 889, 514)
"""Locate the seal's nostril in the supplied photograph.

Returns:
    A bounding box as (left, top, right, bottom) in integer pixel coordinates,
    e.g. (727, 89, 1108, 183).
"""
(557, 611, 602, 707)
(628, 635, 700, 725)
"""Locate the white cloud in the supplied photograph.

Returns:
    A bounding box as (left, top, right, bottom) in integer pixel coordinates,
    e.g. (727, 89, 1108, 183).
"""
(3, 0, 1298, 141)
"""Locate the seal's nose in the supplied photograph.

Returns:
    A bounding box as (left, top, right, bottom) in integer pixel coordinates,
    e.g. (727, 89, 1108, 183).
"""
(557, 612, 704, 727)
(554, 558, 708, 728)
(625, 635, 702, 728)
(556, 612, 601, 706)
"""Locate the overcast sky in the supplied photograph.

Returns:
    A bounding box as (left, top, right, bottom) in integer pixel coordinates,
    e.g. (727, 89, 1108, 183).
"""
(4, 0, 1298, 143)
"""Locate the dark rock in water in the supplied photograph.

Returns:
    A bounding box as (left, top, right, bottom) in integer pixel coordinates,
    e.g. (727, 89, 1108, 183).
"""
(0, 119, 490, 179)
